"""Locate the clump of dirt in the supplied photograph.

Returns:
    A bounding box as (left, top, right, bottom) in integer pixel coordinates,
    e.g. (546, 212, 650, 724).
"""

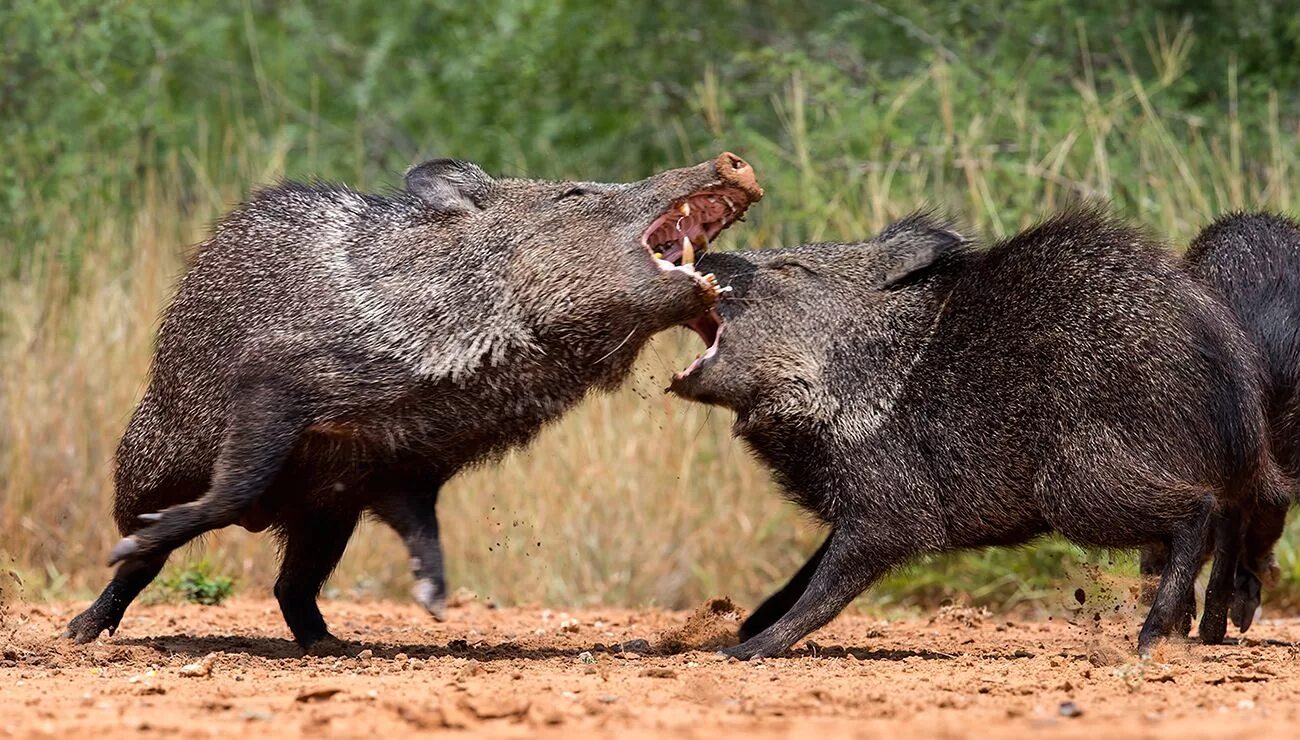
(1086, 636, 1129, 667)
(928, 604, 991, 629)
(0, 569, 21, 635)
(655, 597, 745, 653)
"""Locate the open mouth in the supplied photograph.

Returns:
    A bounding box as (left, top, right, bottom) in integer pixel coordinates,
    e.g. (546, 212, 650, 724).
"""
(641, 187, 752, 271)
(675, 309, 723, 379)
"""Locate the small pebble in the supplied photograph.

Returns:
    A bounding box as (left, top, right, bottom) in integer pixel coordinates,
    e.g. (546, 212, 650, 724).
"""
(1059, 701, 1083, 718)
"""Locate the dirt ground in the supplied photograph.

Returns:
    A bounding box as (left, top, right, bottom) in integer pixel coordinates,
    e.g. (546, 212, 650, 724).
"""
(2, 596, 1300, 738)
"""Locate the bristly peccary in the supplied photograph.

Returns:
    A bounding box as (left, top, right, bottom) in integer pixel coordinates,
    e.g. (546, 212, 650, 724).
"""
(64, 153, 763, 649)
(1140, 212, 1300, 633)
(669, 208, 1287, 659)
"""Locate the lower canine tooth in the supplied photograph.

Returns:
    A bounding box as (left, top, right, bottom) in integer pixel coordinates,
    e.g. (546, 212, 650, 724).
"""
(681, 235, 694, 265)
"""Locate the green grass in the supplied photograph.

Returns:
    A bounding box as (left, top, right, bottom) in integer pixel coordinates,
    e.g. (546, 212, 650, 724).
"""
(145, 561, 235, 607)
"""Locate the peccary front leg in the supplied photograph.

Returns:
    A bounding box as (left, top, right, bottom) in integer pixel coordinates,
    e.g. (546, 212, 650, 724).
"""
(723, 527, 904, 660)
(1137, 501, 1212, 655)
(371, 486, 447, 621)
(274, 507, 359, 650)
(63, 552, 168, 643)
(739, 536, 830, 641)
(108, 384, 306, 569)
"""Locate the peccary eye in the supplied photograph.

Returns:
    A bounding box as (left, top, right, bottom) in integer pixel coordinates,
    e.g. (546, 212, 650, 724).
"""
(556, 187, 596, 201)
(770, 258, 814, 275)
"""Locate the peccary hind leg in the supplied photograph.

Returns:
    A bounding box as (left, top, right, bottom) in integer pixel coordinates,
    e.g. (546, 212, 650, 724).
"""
(1199, 509, 1242, 644)
(739, 536, 831, 641)
(372, 487, 447, 620)
(63, 552, 168, 643)
(1232, 499, 1287, 632)
(109, 384, 305, 569)
(275, 507, 359, 650)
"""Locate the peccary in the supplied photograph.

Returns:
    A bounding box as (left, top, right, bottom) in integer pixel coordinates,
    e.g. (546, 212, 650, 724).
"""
(1140, 212, 1300, 632)
(668, 208, 1285, 659)
(64, 153, 763, 648)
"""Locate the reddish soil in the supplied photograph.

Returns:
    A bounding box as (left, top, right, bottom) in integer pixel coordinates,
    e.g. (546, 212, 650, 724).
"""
(3, 597, 1300, 738)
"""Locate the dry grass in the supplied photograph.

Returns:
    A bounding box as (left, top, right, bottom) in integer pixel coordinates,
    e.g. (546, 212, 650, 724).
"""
(2, 56, 1298, 611)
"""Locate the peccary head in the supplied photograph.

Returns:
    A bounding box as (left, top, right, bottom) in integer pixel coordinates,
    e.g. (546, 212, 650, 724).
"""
(400, 152, 762, 331)
(668, 214, 967, 423)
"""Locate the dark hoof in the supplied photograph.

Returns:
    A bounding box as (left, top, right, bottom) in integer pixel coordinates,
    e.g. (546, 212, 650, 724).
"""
(1231, 571, 1262, 633)
(412, 579, 447, 622)
(63, 609, 118, 645)
(1136, 631, 1161, 658)
(1198, 616, 1227, 645)
(108, 536, 140, 567)
(719, 639, 775, 661)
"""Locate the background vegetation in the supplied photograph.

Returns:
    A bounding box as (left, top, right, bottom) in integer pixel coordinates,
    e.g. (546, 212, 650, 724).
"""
(2, 1, 1298, 617)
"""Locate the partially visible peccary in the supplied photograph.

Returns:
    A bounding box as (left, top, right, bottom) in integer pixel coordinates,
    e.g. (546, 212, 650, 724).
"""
(669, 208, 1286, 659)
(65, 153, 763, 648)
(1141, 212, 1300, 632)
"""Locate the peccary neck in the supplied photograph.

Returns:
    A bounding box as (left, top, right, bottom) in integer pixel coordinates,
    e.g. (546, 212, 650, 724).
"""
(739, 268, 963, 523)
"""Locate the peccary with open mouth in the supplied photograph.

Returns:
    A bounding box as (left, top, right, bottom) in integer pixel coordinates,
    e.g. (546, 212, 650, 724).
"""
(65, 153, 762, 649)
(669, 208, 1285, 658)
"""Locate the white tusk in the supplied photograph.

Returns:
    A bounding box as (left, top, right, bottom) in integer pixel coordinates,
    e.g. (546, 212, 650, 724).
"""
(681, 235, 694, 265)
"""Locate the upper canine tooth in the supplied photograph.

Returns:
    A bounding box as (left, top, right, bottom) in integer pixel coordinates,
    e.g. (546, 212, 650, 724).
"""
(678, 202, 691, 217)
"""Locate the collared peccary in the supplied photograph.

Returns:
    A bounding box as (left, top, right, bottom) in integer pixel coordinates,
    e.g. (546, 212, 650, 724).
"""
(668, 208, 1286, 659)
(1140, 212, 1300, 633)
(64, 152, 763, 649)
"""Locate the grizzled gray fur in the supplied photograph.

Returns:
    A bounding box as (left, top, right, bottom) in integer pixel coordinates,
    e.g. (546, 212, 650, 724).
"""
(65, 153, 762, 648)
(670, 208, 1287, 659)
(1144, 212, 1300, 631)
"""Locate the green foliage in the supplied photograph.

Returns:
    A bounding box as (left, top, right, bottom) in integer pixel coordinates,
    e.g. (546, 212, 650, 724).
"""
(873, 536, 1140, 611)
(3, 0, 1298, 270)
(150, 561, 235, 606)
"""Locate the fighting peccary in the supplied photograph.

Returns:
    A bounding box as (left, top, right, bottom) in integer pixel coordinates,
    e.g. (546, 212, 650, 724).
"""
(668, 208, 1286, 659)
(65, 153, 763, 649)
(1140, 212, 1300, 632)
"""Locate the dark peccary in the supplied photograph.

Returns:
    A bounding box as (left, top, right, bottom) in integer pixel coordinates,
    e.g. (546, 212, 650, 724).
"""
(668, 208, 1286, 659)
(1141, 213, 1300, 633)
(64, 153, 763, 649)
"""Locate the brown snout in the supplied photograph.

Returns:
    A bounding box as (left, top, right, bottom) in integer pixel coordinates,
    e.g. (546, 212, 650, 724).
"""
(714, 152, 763, 201)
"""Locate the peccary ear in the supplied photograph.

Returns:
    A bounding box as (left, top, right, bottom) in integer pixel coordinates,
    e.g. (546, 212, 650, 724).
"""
(405, 159, 494, 213)
(876, 212, 969, 287)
